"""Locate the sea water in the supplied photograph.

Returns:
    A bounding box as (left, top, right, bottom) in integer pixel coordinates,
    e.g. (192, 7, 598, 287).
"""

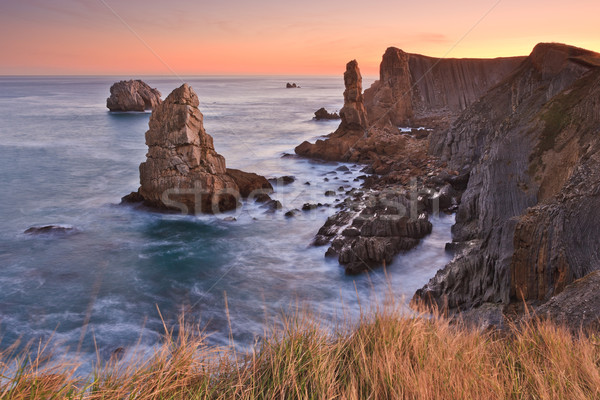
(0, 76, 453, 367)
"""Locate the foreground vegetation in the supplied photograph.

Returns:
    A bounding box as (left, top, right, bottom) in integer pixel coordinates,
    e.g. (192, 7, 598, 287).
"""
(2, 300, 600, 399)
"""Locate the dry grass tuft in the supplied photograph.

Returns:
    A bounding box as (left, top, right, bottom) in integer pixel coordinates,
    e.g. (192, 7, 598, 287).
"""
(2, 300, 600, 399)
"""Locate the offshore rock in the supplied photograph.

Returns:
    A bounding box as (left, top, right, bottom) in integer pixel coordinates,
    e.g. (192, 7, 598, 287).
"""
(123, 84, 272, 214)
(106, 80, 162, 111)
(314, 107, 340, 120)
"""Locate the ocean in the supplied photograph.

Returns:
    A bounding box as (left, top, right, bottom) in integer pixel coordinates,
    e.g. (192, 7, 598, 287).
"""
(0, 75, 453, 367)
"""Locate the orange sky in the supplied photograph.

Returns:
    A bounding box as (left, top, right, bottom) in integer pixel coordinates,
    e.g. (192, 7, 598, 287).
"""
(1, 0, 599, 76)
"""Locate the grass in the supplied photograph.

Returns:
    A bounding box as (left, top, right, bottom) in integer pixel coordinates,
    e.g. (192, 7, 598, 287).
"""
(2, 300, 600, 399)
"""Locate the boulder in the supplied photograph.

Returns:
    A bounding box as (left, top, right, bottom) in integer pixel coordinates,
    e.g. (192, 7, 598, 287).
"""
(123, 84, 271, 214)
(107, 80, 162, 111)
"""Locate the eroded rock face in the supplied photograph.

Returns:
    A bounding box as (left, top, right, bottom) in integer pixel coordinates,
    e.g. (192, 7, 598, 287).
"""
(533, 271, 600, 332)
(295, 60, 369, 161)
(123, 84, 271, 214)
(107, 80, 162, 111)
(363, 47, 525, 126)
(363, 47, 413, 127)
(416, 43, 600, 311)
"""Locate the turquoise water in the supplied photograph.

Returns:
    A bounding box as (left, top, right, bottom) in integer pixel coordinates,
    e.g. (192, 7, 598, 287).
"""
(0, 76, 453, 365)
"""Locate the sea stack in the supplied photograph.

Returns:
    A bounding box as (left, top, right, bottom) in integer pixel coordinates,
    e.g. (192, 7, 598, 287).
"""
(295, 60, 369, 160)
(123, 84, 272, 214)
(338, 60, 369, 132)
(106, 79, 162, 111)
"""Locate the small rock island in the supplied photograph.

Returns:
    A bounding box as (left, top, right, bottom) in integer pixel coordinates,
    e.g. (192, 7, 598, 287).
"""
(107, 79, 162, 112)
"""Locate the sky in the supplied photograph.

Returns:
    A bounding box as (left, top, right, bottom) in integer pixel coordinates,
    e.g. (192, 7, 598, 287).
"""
(0, 0, 598, 76)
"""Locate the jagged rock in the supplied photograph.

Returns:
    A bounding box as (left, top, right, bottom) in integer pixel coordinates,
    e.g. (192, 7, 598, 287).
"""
(314, 107, 340, 120)
(107, 80, 162, 111)
(123, 84, 271, 214)
(286, 83, 299, 88)
(331, 210, 432, 274)
(313, 211, 353, 246)
(315, 190, 433, 274)
(295, 60, 369, 161)
(417, 43, 600, 312)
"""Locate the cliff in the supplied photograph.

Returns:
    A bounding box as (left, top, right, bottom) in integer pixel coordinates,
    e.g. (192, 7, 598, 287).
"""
(416, 43, 600, 312)
(364, 47, 525, 126)
(295, 48, 524, 167)
(123, 84, 271, 214)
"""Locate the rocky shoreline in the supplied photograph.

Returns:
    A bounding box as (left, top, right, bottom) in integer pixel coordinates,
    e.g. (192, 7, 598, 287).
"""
(116, 42, 600, 332)
(294, 43, 600, 331)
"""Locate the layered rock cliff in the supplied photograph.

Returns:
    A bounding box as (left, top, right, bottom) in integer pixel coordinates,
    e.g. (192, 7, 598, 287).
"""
(123, 84, 271, 214)
(364, 47, 525, 126)
(107, 80, 162, 112)
(416, 43, 600, 311)
(295, 48, 524, 166)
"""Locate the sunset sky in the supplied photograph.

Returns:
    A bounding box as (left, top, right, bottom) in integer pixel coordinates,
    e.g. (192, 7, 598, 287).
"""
(1, 0, 598, 76)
